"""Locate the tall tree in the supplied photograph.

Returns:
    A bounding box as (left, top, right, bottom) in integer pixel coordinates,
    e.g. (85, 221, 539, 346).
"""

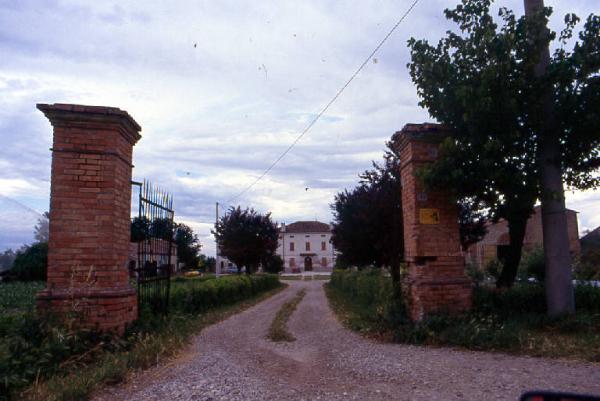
(332, 140, 405, 293)
(198, 255, 216, 272)
(0, 249, 17, 272)
(458, 199, 487, 252)
(34, 211, 49, 243)
(408, 0, 599, 295)
(174, 223, 202, 269)
(212, 207, 279, 274)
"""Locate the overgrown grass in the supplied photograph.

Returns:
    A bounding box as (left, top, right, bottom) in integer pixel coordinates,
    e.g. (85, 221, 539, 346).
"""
(267, 289, 306, 342)
(0, 281, 44, 318)
(1, 275, 283, 401)
(326, 269, 600, 362)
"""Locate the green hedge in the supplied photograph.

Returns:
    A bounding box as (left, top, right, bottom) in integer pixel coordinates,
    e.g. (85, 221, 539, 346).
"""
(331, 269, 600, 319)
(9, 242, 48, 282)
(329, 269, 393, 309)
(1, 274, 280, 399)
(328, 269, 600, 355)
(474, 283, 600, 316)
(169, 273, 280, 314)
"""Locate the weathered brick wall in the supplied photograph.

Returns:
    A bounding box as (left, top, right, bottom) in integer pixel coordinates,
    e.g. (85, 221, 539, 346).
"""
(36, 104, 141, 334)
(394, 123, 471, 321)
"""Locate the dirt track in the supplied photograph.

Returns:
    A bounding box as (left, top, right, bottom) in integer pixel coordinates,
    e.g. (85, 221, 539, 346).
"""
(95, 280, 600, 401)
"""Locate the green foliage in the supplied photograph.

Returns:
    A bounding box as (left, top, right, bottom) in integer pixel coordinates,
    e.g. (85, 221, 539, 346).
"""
(458, 199, 487, 251)
(327, 270, 600, 360)
(465, 263, 484, 285)
(484, 259, 502, 280)
(576, 230, 600, 280)
(261, 254, 284, 274)
(33, 212, 49, 243)
(130, 217, 175, 242)
(0, 314, 117, 399)
(9, 242, 48, 282)
(130, 217, 150, 242)
(169, 274, 280, 313)
(0, 249, 17, 273)
(213, 207, 279, 274)
(519, 247, 545, 282)
(408, 0, 600, 287)
(0, 275, 281, 400)
(0, 282, 44, 318)
(267, 289, 306, 342)
(329, 269, 408, 331)
(574, 252, 600, 280)
(174, 223, 202, 269)
(331, 142, 404, 272)
(198, 255, 216, 273)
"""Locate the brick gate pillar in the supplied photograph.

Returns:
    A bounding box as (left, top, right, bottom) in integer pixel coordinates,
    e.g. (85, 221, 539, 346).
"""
(394, 123, 471, 321)
(36, 104, 141, 334)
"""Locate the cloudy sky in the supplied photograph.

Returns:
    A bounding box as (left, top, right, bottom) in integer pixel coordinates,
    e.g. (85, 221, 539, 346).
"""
(0, 0, 598, 256)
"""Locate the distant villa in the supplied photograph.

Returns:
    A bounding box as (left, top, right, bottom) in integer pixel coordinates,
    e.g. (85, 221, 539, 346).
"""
(217, 220, 337, 273)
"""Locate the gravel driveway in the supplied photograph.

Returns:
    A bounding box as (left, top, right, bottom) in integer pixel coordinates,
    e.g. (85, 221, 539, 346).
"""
(95, 280, 600, 401)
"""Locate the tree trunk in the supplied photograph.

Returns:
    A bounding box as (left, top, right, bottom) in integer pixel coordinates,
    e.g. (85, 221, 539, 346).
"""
(524, 0, 575, 316)
(496, 216, 528, 288)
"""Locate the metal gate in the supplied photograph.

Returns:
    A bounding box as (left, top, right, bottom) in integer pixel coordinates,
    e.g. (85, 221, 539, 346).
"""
(131, 180, 174, 315)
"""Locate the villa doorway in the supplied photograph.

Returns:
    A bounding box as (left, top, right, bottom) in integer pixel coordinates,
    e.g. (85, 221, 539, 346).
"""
(304, 256, 313, 271)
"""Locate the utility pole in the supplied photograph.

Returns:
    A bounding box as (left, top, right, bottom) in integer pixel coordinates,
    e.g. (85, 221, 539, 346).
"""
(524, 0, 575, 316)
(215, 201, 220, 277)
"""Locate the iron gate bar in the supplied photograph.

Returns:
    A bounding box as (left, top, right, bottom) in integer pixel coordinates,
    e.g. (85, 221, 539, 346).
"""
(131, 179, 174, 316)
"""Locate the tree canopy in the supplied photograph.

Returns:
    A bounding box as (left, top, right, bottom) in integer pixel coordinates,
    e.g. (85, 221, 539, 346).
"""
(408, 0, 600, 287)
(34, 212, 49, 243)
(174, 223, 202, 269)
(331, 140, 404, 287)
(212, 207, 279, 274)
(331, 139, 487, 289)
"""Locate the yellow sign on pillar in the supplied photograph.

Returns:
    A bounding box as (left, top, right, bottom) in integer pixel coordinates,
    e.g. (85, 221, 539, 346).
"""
(419, 208, 440, 225)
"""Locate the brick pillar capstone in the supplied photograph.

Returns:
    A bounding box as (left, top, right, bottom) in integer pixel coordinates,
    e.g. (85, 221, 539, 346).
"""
(394, 123, 472, 321)
(36, 103, 141, 334)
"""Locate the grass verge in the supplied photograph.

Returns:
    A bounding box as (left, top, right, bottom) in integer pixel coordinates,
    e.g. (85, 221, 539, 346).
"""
(326, 281, 600, 362)
(15, 283, 286, 401)
(267, 288, 307, 342)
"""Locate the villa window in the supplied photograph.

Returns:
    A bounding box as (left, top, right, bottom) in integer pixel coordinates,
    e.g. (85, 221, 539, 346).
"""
(321, 241, 326, 251)
(306, 242, 310, 251)
(290, 242, 294, 251)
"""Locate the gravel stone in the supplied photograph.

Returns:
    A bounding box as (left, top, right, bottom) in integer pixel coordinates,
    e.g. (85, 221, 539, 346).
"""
(94, 281, 600, 401)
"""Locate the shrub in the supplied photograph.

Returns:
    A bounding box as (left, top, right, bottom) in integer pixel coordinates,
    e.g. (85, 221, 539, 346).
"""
(9, 242, 48, 282)
(519, 246, 545, 282)
(169, 274, 280, 314)
(465, 263, 484, 285)
(0, 274, 281, 399)
(574, 249, 600, 280)
(262, 254, 284, 274)
(329, 269, 407, 329)
(473, 283, 600, 315)
(484, 259, 502, 281)
(0, 313, 117, 399)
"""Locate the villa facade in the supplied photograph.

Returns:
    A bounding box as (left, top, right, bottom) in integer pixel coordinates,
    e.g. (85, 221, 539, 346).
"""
(216, 220, 336, 273)
(277, 221, 336, 273)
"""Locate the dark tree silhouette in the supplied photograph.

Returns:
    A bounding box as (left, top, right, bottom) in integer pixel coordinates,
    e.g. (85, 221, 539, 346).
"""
(213, 207, 278, 274)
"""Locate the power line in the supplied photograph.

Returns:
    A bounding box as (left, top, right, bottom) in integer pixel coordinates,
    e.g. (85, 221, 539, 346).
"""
(226, 0, 421, 204)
